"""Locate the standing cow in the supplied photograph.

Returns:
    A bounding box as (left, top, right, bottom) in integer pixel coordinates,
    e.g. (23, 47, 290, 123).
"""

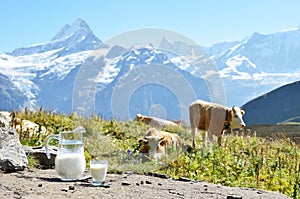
(189, 100, 245, 148)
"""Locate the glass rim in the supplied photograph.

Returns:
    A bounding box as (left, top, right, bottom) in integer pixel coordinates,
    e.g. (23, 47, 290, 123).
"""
(90, 159, 108, 163)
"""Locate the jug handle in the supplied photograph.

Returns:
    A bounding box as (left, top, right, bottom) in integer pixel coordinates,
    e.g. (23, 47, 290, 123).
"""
(72, 126, 86, 134)
(45, 134, 59, 159)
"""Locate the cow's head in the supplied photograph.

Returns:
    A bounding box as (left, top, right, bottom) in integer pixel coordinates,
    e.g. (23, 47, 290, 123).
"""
(139, 135, 167, 160)
(135, 114, 151, 125)
(229, 106, 246, 129)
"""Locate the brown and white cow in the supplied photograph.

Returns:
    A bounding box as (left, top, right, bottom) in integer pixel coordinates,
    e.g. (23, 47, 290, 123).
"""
(189, 100, 245, 148)
(135, 114, 178, 129)
(138, 128, 181, 160)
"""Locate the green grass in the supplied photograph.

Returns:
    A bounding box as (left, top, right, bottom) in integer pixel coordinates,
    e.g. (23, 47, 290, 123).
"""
(16, 109, 300, 199)
(163, 135, 299, 197)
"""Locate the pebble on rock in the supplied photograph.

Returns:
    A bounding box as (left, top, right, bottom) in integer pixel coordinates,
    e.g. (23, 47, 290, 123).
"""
(177, 192, 184, 196)
(226, 195, 242, 199)
(121, 181, 131, 186)
(145, 180, 152, 184)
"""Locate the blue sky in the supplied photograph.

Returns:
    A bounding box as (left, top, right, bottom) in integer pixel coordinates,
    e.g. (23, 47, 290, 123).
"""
(1, 0, 300, 54)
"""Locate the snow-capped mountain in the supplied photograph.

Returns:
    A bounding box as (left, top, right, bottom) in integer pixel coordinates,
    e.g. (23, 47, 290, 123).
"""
(204, 26, 300, 106)
(207, 27, 300, 73)
(93, 46, 209, 121)
(9, 18, 107, 57)
(0, 18, 107, 110)
(1, 18, 300, 124)
(0, 18, 211, 121)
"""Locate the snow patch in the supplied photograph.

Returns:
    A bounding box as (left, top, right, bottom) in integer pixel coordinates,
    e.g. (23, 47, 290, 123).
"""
(226, 55, 257, 69)
(94, 56, 121, 84)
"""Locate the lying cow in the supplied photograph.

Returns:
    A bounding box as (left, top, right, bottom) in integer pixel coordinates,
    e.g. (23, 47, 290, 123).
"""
(189, 100, 245, 148)
(135, 114, 178, 129)
(138, 128, 181, 160)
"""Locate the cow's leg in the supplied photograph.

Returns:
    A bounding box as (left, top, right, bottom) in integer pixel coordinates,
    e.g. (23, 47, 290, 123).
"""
(207, 132, 214, 147)
(191, 127, 197, 148)
(199, 130, 207, 148)
(217, 136, 222, 146)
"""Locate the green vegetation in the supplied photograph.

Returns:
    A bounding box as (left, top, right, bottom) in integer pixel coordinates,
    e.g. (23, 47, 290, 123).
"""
(15, 109, 300, 198)
(15, 107, 76, 146)
(165, 135, 300, 198)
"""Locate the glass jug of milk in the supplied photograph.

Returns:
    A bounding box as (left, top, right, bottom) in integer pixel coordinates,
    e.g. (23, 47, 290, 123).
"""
(45, 126, 86, 181)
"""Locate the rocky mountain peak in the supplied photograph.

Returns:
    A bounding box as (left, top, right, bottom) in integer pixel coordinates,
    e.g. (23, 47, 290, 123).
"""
(52, 18, 92, 41)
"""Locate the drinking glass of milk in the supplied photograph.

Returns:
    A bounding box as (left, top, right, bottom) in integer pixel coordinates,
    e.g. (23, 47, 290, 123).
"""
(90, 159, 108, 186)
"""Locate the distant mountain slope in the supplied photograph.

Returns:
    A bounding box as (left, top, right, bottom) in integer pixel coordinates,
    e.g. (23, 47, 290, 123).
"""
(205, 27, 300, 106)
(0, 73, 27, 110)
(242, 81, 300, 125)
(1, 18, 300, 123)
(207, 27, 300, 73)
(94, 47, 210, 121)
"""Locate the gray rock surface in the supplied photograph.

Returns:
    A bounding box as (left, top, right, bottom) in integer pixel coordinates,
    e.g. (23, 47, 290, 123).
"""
(0, 127, 28, 172)
(23, 146, 57, 169)
(0, 169, 292, 199)
(0, 111, 11, 128)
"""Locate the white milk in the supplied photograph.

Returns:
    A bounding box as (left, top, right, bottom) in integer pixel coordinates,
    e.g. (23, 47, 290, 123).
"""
(90, 164, 108, 182)
(55, 153, 86, 180)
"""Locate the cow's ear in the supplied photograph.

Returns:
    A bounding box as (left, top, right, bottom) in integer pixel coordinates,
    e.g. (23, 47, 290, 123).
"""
(138, 138, 148, 143)
(160, 138, 167, 146)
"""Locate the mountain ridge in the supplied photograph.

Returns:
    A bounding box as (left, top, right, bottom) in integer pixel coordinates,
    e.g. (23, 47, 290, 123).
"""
(1, 18, 300, 124)
(8, 18, 106, 57)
